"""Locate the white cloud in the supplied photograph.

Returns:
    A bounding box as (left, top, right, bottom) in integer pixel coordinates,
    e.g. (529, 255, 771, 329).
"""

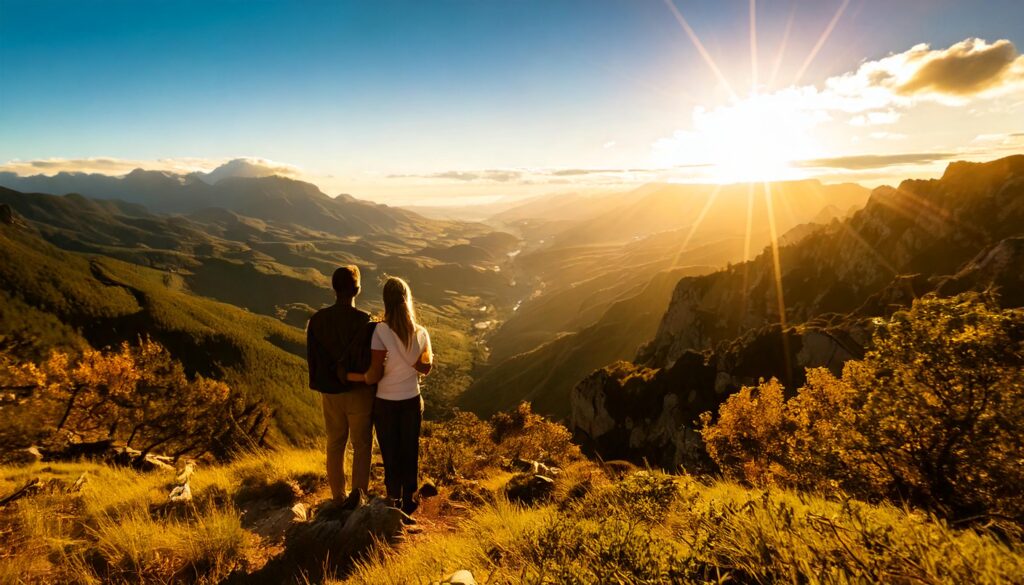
(869, 132, 907, 141)
(822, 38, 1024, 110)
(850, 110, 902, 126)
(201, 157, 301, 183)
(651, 38, 1024, 172)
(0, 156, 215, 176)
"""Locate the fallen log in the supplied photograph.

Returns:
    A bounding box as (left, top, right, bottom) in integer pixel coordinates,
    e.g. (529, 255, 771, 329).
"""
(0, 477, 42, 508)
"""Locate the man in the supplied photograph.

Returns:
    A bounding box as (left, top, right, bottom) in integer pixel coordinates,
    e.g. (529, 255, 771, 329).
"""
(306, 265, 376, 501)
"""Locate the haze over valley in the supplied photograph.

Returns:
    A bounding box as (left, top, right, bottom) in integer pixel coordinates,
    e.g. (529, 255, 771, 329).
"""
(2, 1, 1023, 583)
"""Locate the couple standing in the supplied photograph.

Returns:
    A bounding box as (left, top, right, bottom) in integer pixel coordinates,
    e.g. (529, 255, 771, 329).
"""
(306, 266, 432, 515)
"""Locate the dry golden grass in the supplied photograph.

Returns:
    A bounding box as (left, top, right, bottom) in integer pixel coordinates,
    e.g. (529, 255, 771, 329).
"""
(0, 448, 332, 584)
(337, 468, 1024, 585)
(1, 444, 1021, 584)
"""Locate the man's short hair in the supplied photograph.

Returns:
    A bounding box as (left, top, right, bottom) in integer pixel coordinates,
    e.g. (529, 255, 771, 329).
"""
(332, 265, 360, 297)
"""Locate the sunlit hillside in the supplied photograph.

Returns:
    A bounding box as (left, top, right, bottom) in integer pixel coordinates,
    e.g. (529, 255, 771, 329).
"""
(3, 0, 1024, 583)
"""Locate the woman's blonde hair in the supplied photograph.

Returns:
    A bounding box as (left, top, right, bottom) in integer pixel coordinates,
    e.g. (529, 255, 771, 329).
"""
(382, 276, 418, 348)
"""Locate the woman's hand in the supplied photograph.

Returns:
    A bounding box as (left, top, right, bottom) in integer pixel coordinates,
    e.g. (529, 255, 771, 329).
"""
(346, 372, 366, 382)
(365, 349, 387, 385)
(414, 348, 432, 375)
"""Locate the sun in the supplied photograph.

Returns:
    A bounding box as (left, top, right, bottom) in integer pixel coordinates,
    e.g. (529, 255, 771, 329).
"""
(696, 93, 819, 183)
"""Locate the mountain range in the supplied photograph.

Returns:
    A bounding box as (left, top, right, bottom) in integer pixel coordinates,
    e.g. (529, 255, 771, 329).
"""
(7, 157, 1012, 457)
(568, 155, 1024, 467)
(0, 170, 523, 438)
(459, 180, 870, 417)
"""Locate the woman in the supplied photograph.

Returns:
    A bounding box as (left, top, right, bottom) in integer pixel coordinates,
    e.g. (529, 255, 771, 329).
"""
(364, 276, 432, 514)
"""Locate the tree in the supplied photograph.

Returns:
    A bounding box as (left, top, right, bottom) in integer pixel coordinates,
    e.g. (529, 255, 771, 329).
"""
(848, 293, 1024, 518)
(0, 339, 271, 460)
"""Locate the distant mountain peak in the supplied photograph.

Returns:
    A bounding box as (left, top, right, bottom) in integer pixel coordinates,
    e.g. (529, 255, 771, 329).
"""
(201, 158, 299, 185)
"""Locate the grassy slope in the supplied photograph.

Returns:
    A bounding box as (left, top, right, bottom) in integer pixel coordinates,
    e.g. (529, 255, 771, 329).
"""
(1, 187, 520, 428)
(0, 449, 328, 585)
(343, 473, 1024, 584)
(2, 450, 1020, 585)
(0, 224, 321, 441)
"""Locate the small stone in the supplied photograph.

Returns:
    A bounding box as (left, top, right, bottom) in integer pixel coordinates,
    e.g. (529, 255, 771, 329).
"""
(511, 458, 539, 473)
(418, 479, 439, 498)
(168, 483, 192, 502)
(505, 473, 555, 505)
(444, 569, 477, 585)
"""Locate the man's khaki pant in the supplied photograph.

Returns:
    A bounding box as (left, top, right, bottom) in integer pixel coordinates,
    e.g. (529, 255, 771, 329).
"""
(322, 387, 375, 500)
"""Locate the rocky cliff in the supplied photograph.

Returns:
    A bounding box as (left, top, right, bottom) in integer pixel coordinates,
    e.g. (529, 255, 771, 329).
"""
(570, 155, 1024, 467)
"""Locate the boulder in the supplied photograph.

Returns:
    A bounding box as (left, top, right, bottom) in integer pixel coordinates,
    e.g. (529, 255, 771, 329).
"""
(511, 458, 562, 477)
(338, 498, 406, 553)
(284, 497, 405, 579)
(250, 503, 307, 541)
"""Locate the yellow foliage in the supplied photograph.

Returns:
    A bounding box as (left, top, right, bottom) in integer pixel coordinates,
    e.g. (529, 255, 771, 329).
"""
(0, 339, 267, 460)
(700, 293, 1024, 525)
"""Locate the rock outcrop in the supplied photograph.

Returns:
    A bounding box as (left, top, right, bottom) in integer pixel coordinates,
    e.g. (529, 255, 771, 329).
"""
(571, 156, 1024, 468)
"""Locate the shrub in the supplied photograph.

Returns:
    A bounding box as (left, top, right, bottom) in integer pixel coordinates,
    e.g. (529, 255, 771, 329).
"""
(698, 379, 789, 486)
(701, 293, 1024, 523)
(490, 402, 581, 466)
(522, 516, 688, 584)
(420, 410, 497, 482)
(419, 404, 583, 484)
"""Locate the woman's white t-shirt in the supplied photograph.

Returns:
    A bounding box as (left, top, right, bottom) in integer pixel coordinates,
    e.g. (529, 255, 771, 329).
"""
(371, 322, 431, 401)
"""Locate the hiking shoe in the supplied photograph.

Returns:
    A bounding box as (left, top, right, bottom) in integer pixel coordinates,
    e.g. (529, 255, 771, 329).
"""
(339, 488, 363, 511)
(401, 497, 419, 516)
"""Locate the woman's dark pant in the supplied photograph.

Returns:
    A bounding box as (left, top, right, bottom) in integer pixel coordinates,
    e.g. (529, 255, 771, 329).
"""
(372, 395, 422, 503)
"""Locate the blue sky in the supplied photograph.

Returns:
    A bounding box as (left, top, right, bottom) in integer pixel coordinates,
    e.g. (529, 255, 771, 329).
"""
(2, 0, 1023, 204)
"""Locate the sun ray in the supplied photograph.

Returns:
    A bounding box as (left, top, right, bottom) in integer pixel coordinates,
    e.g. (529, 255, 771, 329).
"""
(670, 184, 723, 268)
(743, 183, 756, 263)
(872, 186, 987, 245)
(762, 183, 788, 331)
(835, 220, 900, 276)
(763, 182, 794, 384)
(775, 184, 801, 228)
(740, 183, 756, 317)
(768, 1, 797, 90)
(662, 0, 738, 100)
(749, 0, 758, 92)
(792, 0, 850, 85)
